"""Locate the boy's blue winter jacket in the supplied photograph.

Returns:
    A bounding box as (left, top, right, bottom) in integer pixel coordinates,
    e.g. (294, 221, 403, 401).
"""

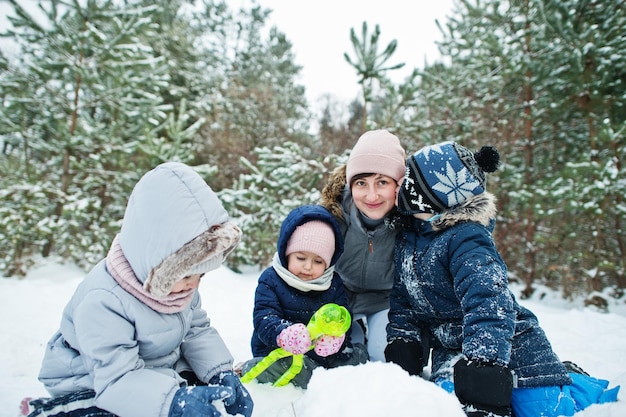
(388, 192, 571, 388)
(250, 205, 354, 368)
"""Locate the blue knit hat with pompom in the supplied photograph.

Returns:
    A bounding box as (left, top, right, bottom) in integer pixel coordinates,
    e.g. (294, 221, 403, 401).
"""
(398, 141, 500, 215)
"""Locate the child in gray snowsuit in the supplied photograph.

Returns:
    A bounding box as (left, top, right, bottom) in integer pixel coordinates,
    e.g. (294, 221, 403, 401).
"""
(25, 162, 253, 417)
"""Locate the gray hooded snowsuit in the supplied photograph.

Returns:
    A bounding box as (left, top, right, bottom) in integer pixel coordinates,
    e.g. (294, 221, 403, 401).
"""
(38, 162, 240, 417)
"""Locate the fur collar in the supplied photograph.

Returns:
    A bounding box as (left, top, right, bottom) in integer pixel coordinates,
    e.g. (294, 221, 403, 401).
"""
(429, 192, 497, 232)
(144, 221, 241, 298)
(320, 164, 347, 220)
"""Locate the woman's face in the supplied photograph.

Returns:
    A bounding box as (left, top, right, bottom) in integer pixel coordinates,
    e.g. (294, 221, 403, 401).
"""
(351, 173, 398, 220)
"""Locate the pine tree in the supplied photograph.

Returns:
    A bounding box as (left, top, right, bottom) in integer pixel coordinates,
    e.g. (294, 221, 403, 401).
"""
(344, 21, 405, 131)
(218, 142, 333, 270)
(413, 0, 626, 298)
(196, 4, 311, 190)
(0, 0, 312, 276)
(0, 0, 193, 274)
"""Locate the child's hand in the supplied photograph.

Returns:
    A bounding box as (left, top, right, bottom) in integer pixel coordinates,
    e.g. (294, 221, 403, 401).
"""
(277, 323, 311, 354)
(169, 385, 233, 417)
(314, 334, 345, 357)
(211, 371, 254, 417)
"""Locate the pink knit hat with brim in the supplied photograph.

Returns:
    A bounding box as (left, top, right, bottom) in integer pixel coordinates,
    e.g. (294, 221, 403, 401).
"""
(285, 220, 335, 267)
(346, 129, 406, 185)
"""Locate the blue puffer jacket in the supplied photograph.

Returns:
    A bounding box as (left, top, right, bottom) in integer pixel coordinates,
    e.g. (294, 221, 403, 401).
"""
(250, 205, 354, 368)
(388, 192, 571, 388)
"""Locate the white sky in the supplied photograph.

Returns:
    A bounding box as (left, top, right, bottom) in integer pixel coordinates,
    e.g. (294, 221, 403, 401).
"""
(240, 0, 455, 104)
(1, 0, 454, 105)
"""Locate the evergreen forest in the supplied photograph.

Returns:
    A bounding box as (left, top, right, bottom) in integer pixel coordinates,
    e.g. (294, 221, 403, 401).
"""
(1, 0, 624, 309)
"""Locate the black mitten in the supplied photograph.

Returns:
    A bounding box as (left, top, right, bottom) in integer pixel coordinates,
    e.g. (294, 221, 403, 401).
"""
(384, 339, 423, 376)
(454, 358, 513, 417)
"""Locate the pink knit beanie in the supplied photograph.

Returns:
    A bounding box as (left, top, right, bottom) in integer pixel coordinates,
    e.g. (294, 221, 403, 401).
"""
(346, 130, 406, 185)
(285, 220, 335, 267)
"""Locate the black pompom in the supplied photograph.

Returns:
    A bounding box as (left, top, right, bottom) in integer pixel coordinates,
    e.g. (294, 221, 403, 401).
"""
(474, 146, 500, 173)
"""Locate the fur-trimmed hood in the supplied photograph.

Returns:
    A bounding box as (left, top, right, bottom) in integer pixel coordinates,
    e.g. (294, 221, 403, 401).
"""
(276, 205, 344, 268)
(145, 221, 240, 298)
(117, 162, 240, 298)
(320, 163, 347, 220)
(428, 191, 497, 232)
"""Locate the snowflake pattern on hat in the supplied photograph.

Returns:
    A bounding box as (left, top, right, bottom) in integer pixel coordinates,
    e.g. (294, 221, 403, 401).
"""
(432, 161, 481, 208)
(410, 191, 433, 213)
(398, 141, 486, 215)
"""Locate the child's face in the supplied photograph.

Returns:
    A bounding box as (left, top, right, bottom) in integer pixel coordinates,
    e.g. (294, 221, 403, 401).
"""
(287, 251, 326, 281)
(351, 173, 398, 220)
(170, 274, 203, 294)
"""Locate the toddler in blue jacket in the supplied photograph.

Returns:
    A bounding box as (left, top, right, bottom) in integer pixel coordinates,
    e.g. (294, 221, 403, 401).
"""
(386, 142, 620, 417)
(240, 205, 367, 388)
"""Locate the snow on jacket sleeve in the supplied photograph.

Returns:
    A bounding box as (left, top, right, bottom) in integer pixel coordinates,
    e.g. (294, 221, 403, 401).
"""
(180, 293, 234, 382)
(72, 290, 180, 417)
(252, 271, 291, 355)
(449, 222, 516, 366)
(387, 240, 426, 344)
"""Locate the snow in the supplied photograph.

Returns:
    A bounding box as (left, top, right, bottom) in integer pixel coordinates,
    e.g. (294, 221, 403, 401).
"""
(1, 259, 625, 417)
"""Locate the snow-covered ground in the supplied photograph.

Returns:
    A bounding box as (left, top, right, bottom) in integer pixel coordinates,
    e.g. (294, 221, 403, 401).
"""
(1, 259, 624, 416)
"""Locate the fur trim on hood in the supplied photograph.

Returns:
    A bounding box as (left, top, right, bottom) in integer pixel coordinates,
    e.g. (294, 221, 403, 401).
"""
(320, 163, 347, 220)
(144, 221, 241, 298)
(430, 192, 497, 232)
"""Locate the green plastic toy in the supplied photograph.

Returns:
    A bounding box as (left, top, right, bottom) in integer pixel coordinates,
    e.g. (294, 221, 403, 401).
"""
(240, 303, 351, 386)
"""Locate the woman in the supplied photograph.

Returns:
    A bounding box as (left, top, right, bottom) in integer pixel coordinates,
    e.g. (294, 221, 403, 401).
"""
(320, 129, 406, 362)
